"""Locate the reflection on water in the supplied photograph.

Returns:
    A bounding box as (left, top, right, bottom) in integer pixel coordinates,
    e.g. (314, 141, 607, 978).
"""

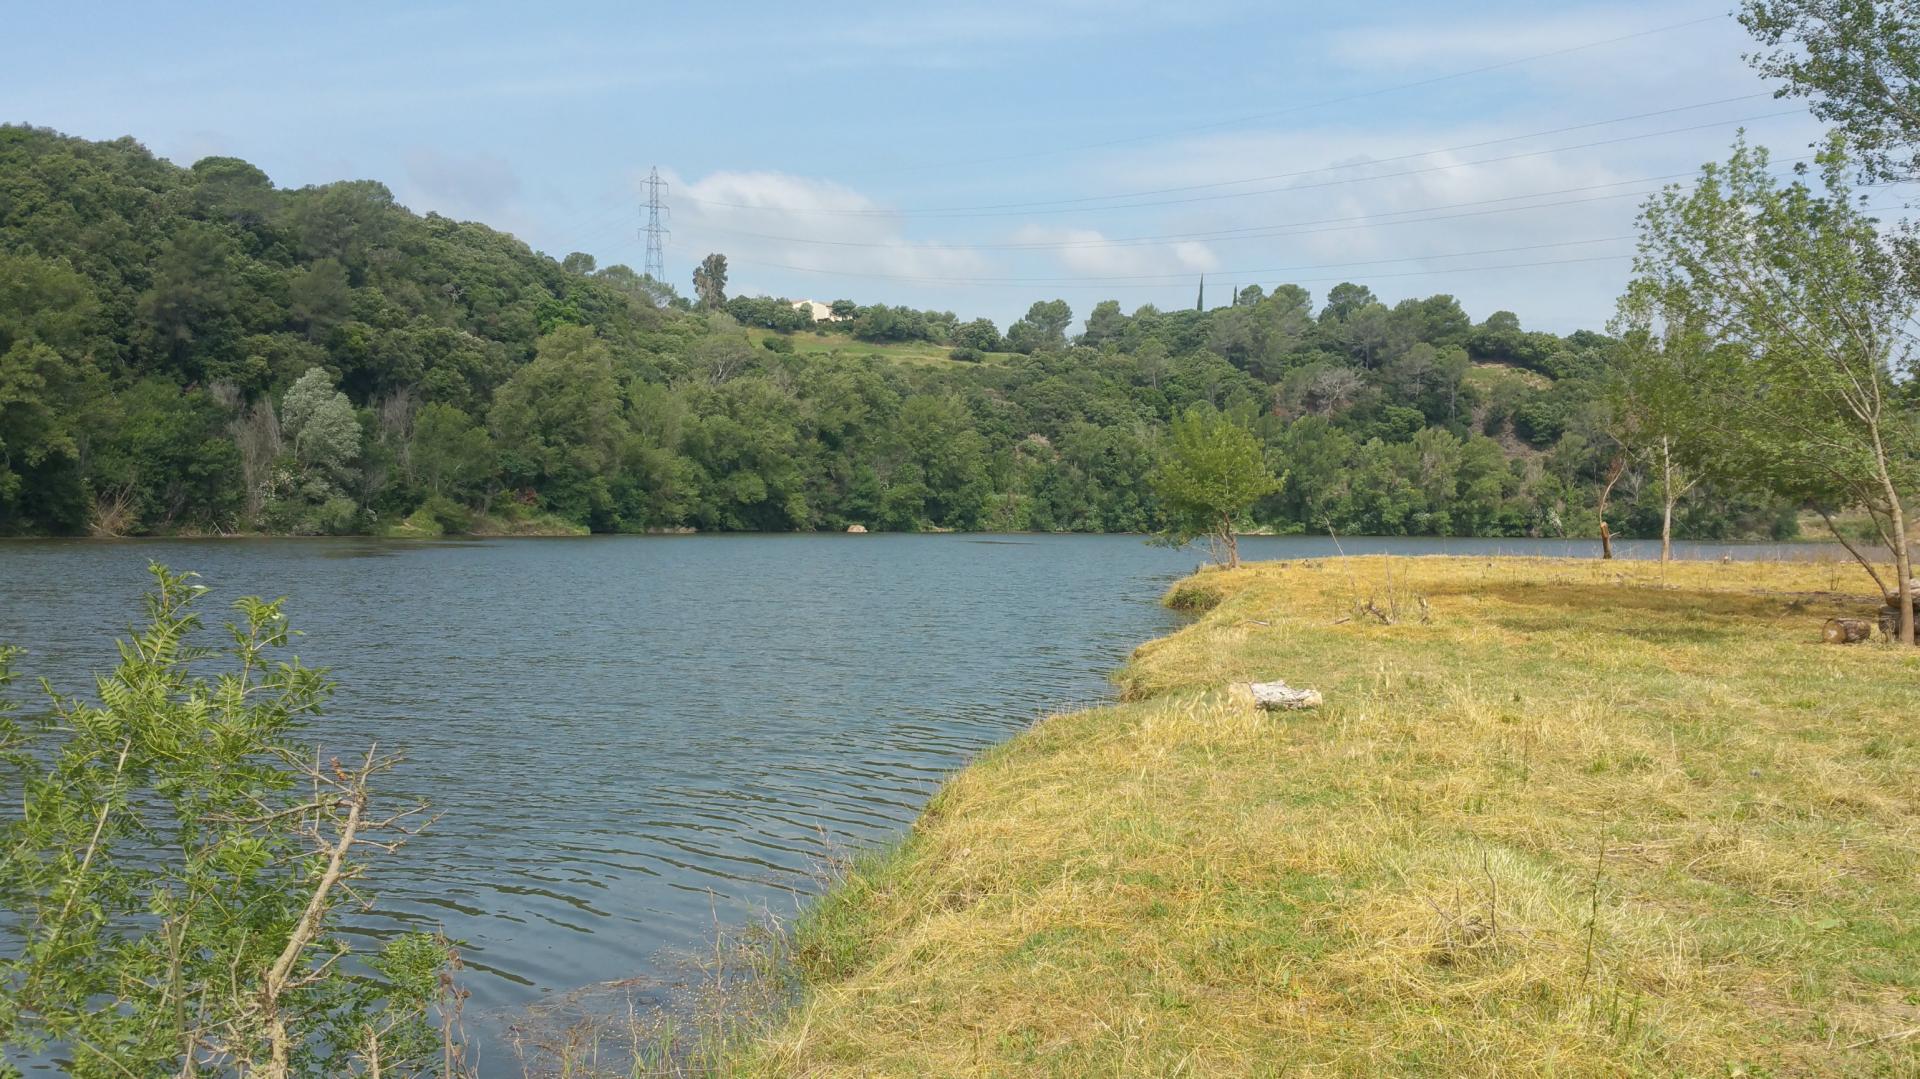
(0, 532, 1847, 1066)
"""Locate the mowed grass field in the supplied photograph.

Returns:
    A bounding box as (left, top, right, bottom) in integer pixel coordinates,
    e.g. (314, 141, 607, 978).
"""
(744, 328, 1017, 367)
(731, 557, 1920, 1076)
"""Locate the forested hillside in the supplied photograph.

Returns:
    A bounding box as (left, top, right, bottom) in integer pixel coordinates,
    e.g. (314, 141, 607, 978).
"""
(0, 126, 1791, 539)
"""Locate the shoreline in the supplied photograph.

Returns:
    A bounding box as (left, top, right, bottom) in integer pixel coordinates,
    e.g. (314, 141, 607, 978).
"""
(0, 528, 1862, 549)
(717, 556, 1918, 1075)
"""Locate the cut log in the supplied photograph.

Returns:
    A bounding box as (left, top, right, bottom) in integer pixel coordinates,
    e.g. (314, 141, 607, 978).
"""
(1243, 681, 1323, 711)
(1824, 617, 1873, 644)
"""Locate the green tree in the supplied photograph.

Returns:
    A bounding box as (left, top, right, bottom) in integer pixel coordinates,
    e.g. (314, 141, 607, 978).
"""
(1741, 0, 1920, 186)
(86, 380, 242, 534)
(1081, 300, 1127, 348)
(951, 317, 1002, 352)
(189, 156, 277, 229)
(137, 222, 243, 379)
(1626, 137, 1920, 638)
(489, 325, 628, 522)
(1006, 300, 1072, 354)
(0, 342, 106, 533)
(287, 258, 351, 343)
(692, 253, 729, 309)
(281, 367, 360, 489)
(409, 401, 495, 503)
(1608, 307, 1715, 563)
(0, 251, 111, 532)
(1320, 282, 1377, 324)
(1150, 407, 1280, 568)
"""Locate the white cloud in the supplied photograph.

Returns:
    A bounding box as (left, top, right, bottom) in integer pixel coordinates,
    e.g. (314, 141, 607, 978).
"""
(1011, 225, 1218, 277)
(1317, 4, 1761, 99)
(1031, 123, 1667, 326)
(669, 170, 992, 297)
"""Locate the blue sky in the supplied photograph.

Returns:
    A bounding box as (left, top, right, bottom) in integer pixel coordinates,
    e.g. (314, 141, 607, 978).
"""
(5, 1, 1833, 332)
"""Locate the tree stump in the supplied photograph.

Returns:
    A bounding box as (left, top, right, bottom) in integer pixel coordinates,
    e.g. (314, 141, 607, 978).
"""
(1824, 617, 1873, 644)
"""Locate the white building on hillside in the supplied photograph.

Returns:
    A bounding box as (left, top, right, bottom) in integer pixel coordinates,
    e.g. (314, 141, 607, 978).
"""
(790, 299, 844, 322)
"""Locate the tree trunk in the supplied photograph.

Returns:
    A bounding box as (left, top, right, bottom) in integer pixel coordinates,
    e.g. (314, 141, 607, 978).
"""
(1659, 436, 1675, 564)
(1220, 513, 1240, 569)
(1892, 503, 1914, 645)
(1823, 617, 1873, 644)
(1597, 453, 1626, 561)
(1870, 425, 1914, 644)
(1817, 507, 1889, 597)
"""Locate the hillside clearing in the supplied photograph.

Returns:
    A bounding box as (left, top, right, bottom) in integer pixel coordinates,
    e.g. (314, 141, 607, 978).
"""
(744, 328, 1017, 367)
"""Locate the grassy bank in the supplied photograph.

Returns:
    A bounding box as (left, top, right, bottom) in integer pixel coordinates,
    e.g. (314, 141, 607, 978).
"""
(730, 556, 1919, 1076)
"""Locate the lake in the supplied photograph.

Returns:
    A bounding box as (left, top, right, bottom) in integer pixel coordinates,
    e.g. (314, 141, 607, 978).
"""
(0, 533, 1849, 1070)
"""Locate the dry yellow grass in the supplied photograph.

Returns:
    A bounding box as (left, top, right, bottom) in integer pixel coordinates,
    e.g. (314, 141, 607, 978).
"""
(729, 557, 1920, 1077)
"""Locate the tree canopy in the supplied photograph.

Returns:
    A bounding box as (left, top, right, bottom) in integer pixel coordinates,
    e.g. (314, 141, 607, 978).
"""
(0, 125, 1805, 548)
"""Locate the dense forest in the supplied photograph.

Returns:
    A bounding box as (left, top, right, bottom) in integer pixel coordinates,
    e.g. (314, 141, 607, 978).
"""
(0, 125, 1794, 540)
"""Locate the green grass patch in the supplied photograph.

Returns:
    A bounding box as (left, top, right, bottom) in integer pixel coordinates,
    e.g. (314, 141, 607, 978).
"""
(726, 556, 1920, 1076)
(744, 328, 1017, 367)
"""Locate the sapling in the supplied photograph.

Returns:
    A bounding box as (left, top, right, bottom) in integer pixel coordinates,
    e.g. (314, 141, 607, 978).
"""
(0, 564, 458, 1078)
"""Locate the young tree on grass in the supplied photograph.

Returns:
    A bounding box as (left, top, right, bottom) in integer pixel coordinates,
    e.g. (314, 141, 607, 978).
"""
(1607, 310, 1716, 564)
(1626, 137, 1920, 640)
(0, 565, 456, 1076)
(1150, 406, 1280, 569)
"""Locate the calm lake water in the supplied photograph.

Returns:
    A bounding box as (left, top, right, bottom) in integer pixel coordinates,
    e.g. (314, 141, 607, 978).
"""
(0, 533, 1846, 1069)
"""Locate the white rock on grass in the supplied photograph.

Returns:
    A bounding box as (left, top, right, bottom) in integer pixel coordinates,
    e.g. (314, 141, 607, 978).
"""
(1242, 681, 1323, 711)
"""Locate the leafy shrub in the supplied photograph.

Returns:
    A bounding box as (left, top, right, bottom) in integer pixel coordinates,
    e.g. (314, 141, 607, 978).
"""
(388, 506, 443, 537)
(762, 335, 795, 354)
(421, 493, 472, 533)
(949, 347, 985, 363)
(0, 565, 455, 1075)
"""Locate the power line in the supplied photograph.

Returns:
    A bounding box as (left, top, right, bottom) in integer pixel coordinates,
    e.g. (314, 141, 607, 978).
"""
(679, 107, 1806, 220)
(686, 93, 1772, 217)
(680, 160, 1847, 256)
(545, 10, 1753, 267)
(730, 235, 1637, 286)
(866, 10, 1732, 174)
(554, 174, 1657, 276)
(724, 252, 1639, 290)
(595, 187, 1661, 278)
(714, 201, 1911, 290)
(566, 155, 1905, 264)
(684, 175, 1694, 253)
